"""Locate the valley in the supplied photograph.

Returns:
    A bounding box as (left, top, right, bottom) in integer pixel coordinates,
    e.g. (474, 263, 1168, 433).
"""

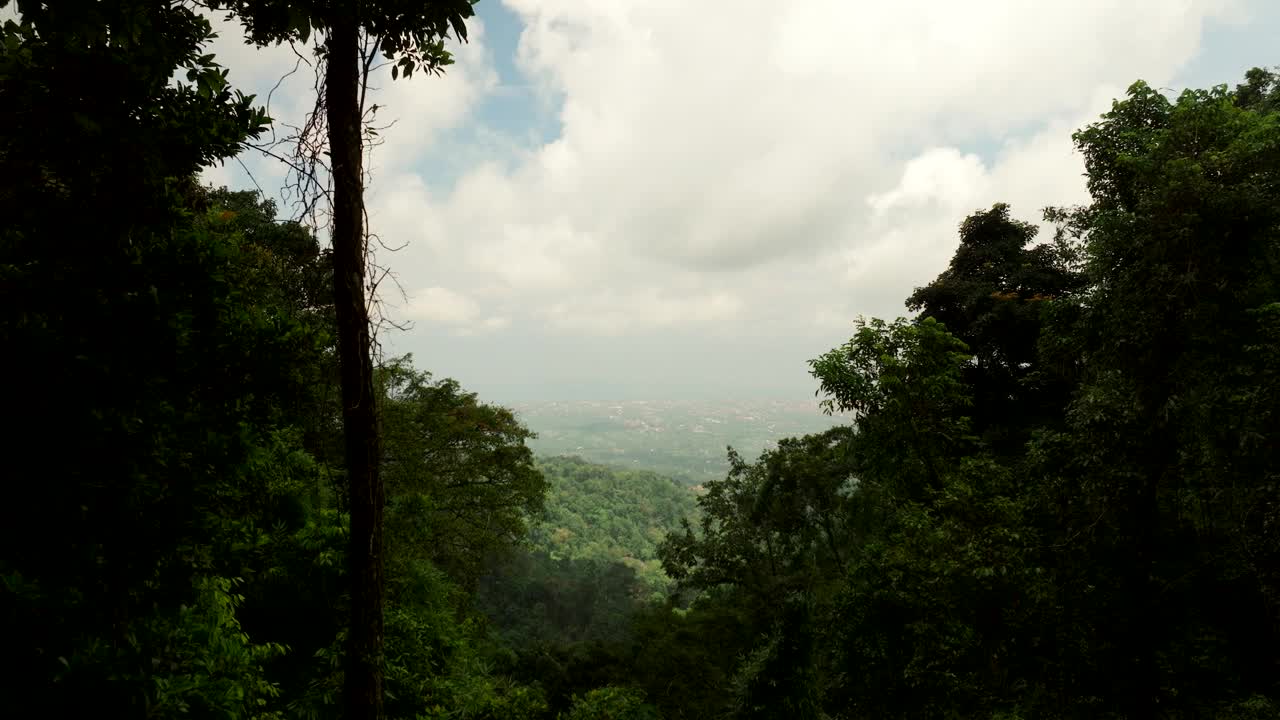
(513, 399, 847, 484)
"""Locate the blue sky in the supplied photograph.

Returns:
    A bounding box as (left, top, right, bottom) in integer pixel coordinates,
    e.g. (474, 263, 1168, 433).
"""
(205, 0, 1280, 403)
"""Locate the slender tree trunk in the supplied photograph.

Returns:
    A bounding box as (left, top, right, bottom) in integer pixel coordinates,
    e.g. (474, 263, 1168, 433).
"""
(325, 17, 386, 720)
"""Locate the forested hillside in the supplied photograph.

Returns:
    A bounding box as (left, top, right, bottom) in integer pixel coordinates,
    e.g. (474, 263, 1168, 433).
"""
(474, 458, 698, 715)
(2, 2, 1279, 718)
(531, 456, 700, 588)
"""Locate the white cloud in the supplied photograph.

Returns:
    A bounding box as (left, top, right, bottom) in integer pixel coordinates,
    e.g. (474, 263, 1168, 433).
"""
(405, 286, 481, 324)
(867, 148, 991, 217)
(367, 0, 1238, 331)
(542, 288, 743, 335)
(200, 0, 1266, 397)
(841, 97, 1110, 320)
(401, 286, 510, 336)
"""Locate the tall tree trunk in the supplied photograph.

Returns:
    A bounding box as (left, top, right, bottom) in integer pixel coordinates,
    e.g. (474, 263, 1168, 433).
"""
(325, 17, 386, 720)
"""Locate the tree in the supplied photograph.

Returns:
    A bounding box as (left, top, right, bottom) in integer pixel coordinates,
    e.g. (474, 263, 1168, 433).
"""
(659, 427, 860, 606)
(205, 2, 477, 715)
(1036, 75, 1280, 717)
(530, 456, 701, 594)
(1234, 66, 1280, 116)
(559, 686, 659, 720)
(656, 312, 1064, 718)
(378, 356, 546, 589)
(0, 3, 319, 715)
(809, 317, 974, 502)
(906, 204, 1084, 453)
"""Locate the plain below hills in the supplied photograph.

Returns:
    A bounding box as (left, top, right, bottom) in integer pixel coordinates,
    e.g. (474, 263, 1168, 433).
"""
(513, 399, 846, 485)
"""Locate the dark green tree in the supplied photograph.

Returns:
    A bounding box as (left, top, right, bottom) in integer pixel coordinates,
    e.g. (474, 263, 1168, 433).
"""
(660, 427, 860, 606)
(810, 317, 974, 501)
(379, 356, 546, 589)
(1035, 74, 1280, 717)
(907, 204, 1084, 453)
(0, 2, 328, 716)
(559, 686, 660, 720)
(658, 316, 1054, 718)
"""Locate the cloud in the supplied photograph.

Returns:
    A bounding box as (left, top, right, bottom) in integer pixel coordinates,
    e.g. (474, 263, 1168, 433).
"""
(198, 0, 1264, 397)
(840, 98, 1110, 320)
(401, 286, 509, 336)
(542, 288, 744, 335)
(405, 286, 481, 324)
(367, 0, 1237, 329)
(867, 148, 991, 217)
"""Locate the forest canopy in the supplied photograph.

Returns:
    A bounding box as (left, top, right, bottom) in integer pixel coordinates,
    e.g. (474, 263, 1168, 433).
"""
(1, 1, 1278, 718)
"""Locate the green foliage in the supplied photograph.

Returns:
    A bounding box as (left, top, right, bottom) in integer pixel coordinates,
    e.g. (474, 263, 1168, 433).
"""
(1215, 696, 1280, 720)
(479, 549, 647, 651)
(809, 316, 974, 501)
(0, 1, 268, 191)
(414, 671, 550, 720)
(532, 456, 699, 593)
(379, 357, 547, 588)
(559, 686, 659, 720)
(474, 458, 698, 716)
(0, 4, 306, 710)
(660, 427, 858, 603)
(1026, 73, 1280, 717)
(906, 203, 1084, 452)
(726, 600, 822, 720)
(826, 459, 1049, 718)
(656, 313, 1048, 718)
(1, 3, 557, 718)
(382, 562, 549, 720)
(622, 597, 754, 720)
(206, 0, 475, 80)
(141, 576, 287, 720)
(1235, 66, 1280, 115)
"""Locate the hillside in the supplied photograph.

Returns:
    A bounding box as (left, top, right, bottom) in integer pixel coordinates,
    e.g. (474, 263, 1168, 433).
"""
(475, 456, 698, 674)
(529, 455, 699, 590)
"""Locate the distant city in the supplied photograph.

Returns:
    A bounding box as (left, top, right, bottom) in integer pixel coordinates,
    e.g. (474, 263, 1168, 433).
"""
(512, 399, 849, 484)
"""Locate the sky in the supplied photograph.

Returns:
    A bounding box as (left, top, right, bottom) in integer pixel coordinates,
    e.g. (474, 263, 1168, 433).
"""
(200, 0, 1280, 402)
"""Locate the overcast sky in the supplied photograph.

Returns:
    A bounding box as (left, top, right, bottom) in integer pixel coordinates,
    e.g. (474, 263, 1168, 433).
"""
(201, 0, 1280, 403)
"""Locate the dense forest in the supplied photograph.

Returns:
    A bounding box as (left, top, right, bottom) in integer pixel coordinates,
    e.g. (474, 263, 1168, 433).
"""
(2, 1, 1279, 718)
